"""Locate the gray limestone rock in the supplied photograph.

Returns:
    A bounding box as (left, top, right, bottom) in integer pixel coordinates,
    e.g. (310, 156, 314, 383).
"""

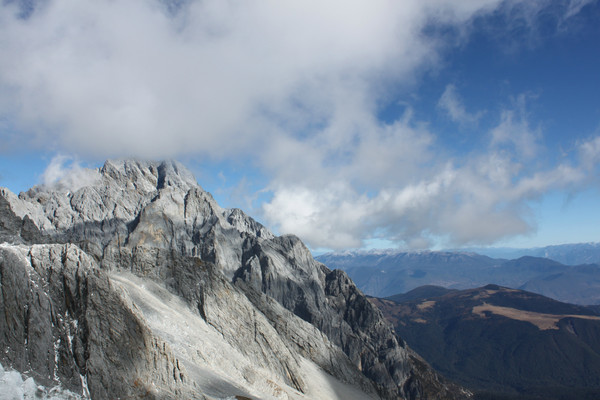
(0, 189, 46, 244)
(0, 160, 469, 399)
(0, 243, 195, 399)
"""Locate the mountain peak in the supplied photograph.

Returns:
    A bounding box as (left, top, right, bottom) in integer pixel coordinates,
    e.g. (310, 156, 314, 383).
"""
(0, 159, 467, 399)
(100, 159, 199, 193)
(19, 159, 200, 198)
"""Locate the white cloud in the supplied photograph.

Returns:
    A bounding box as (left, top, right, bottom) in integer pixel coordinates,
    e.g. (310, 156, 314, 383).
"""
(262, 144, 593, 250)
(263, 183, 365, 249)
(260, 84, 595, 249)
(490, 95, 541, 159)
(564, 0, 596, 19)
(39, 155, 101, 192)
(437, 84, 483, 126)
(1, 0, 597, 249)
(579, 135, 600, 170)
(0, 0, 508, 159)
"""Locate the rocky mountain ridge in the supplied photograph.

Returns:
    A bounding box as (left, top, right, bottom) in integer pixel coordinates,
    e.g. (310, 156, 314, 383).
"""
(465, 243, 600, 265)
(0, 160, 467, 399)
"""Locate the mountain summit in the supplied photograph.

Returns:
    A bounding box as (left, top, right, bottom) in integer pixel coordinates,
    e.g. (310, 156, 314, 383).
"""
(0, 160, 467, 399)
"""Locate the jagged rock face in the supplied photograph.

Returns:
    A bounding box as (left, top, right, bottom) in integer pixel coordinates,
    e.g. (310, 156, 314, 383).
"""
(0, 190, 47, 244)
(0, 244, 192, 399)
(0, 160, 468, 399)
(1, 243, 378, 399)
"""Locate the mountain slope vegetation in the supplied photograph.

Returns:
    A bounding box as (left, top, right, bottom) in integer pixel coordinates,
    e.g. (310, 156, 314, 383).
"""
(371, 285, 600, 399)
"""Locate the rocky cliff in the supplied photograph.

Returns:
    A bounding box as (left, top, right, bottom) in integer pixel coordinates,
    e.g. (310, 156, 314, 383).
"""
(0, 160, 468, 399)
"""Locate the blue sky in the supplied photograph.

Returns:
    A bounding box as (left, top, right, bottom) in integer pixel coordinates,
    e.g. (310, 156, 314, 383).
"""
(0, 0, 599, 252)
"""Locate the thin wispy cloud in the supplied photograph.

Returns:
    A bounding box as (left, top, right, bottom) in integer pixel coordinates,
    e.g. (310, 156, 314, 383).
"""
(579, 135, 600, 171)
(564, 0, 596, 19)
(438, 84, 484, 126)
(39, 155, 101, 192)
(490, 95, 541, 160)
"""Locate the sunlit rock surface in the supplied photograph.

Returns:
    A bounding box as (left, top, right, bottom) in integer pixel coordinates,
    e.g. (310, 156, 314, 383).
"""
(0, 160, 468, 399)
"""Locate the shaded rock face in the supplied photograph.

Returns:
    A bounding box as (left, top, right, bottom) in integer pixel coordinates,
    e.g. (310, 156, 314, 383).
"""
(0, 244, 190, 399)
(0, 160, 467, 399)
(0, 190, 47, 244)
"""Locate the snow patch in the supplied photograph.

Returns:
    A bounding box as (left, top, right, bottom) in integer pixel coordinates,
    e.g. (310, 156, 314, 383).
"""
(0, 362, 84, 400)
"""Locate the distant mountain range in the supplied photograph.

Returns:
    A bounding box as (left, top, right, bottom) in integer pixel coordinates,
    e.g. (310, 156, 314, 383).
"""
(464, 242, 600, 265)
(370, 285, 600, 399)
(316, 251, 600, 305)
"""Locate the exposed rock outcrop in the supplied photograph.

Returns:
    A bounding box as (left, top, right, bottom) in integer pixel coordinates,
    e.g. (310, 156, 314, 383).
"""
(0, 160, 468, 399)
(0, 243, 192, 399)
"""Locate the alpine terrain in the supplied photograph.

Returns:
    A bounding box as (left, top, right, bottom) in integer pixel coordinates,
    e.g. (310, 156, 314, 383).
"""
(0, 160, 468, 399)
(316, 251, 600, 305)
(371, 285, 600, 399)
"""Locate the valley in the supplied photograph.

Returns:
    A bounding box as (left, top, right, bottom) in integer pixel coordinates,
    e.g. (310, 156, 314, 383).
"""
(371, 285, 600, 399)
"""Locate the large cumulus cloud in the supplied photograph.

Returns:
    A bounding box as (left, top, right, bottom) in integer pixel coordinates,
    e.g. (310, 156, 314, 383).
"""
(0, 0, 597, 249)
